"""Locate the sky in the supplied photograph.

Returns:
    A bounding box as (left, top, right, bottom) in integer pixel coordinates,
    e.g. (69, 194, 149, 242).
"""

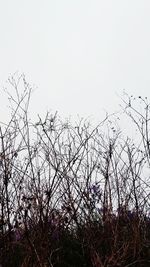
(0, 0, 150, 124)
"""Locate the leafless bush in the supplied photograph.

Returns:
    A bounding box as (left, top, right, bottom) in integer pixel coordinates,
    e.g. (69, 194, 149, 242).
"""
(0, 75, 149, 266)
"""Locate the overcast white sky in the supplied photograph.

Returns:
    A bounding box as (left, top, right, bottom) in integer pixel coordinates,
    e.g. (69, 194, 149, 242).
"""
(0, 0, 150, 123)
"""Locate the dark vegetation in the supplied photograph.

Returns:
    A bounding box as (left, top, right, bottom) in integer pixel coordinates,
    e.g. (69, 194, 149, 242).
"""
(0, 74, 150, 266)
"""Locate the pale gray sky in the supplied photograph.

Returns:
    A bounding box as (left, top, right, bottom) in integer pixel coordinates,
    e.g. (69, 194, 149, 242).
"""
(0, 0, 150, 122)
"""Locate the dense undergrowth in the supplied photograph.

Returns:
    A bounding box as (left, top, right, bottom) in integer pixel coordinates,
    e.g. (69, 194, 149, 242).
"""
(0, 75, 150, 266)
(1, 209, 150, 267)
